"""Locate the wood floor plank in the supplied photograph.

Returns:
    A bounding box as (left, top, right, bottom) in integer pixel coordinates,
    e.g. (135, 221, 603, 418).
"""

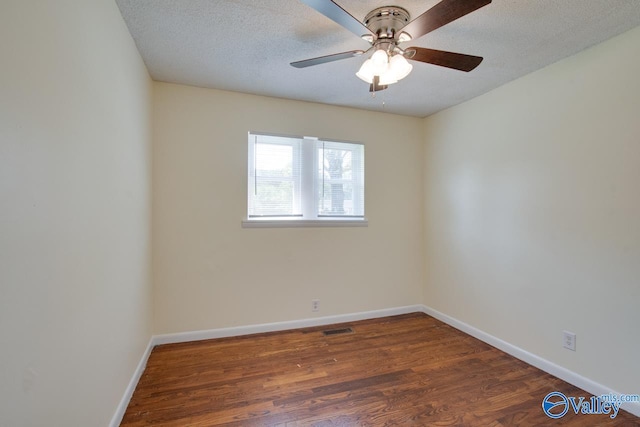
(121, 313, 640, 426)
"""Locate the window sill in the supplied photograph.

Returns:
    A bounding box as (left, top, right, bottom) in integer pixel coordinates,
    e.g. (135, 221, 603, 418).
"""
(242, 218, 368, 228)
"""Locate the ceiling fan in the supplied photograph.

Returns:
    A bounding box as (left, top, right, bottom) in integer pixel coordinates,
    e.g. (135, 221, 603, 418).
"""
(291, 0, 492, 92)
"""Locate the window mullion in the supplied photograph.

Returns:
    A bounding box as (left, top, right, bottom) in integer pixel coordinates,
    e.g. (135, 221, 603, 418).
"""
(353, 145, 364, 215)
(292, 140, 302, 215)
(301, 137, 316, 219)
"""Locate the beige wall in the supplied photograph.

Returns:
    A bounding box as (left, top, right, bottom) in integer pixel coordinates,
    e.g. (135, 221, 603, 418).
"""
(152, 83, 424, 334)
(0, 1, 152, 426)
(422, 26, 640, 394)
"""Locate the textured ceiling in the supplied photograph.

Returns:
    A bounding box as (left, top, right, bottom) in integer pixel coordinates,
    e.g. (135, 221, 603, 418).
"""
(116, 0, 640, 117)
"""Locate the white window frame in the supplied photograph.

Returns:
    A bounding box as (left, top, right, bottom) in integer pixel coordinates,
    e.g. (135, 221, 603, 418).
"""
(316, 140, 365, 219)
(243, 132, 367, 228)
(247, 135, 303, 218)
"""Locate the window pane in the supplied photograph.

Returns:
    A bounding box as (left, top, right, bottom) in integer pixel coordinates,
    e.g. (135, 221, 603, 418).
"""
(317, 141, 364, 217)
(256, 144, 293, 178)
(249, 135, 301, 216)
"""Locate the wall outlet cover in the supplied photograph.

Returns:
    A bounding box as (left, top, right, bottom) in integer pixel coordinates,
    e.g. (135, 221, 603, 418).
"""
(563, 330, 576, 351)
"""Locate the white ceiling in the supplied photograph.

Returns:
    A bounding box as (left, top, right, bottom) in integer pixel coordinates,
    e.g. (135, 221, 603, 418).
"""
(115, 0, 640, 117)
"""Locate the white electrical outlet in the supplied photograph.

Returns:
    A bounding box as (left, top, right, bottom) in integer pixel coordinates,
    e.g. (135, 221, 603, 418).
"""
(312, 299, 320, 312)
(563, 331, 576, 351)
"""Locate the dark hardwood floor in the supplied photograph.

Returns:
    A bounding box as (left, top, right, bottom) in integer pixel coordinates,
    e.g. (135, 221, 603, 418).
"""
(121, 313, 639, 426)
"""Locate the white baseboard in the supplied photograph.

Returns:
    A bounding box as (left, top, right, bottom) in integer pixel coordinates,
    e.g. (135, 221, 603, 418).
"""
(419, 304, 640, 418)
(152, 305, 423, 346)
(109, 337, 154, 427)
(110, 304, 639, 424)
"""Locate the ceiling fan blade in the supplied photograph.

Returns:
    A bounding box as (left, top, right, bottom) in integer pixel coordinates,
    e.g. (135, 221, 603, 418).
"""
(407, 47, 483, 72)
(300, 0, 374, 38)
(290, 50, 365, 68)
(400, 0, 491, 41)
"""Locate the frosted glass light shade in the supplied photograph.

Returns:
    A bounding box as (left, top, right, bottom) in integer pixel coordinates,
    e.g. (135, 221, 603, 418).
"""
(389, 54, 413, 81)
(370, 49, 389, 76)
(356, 59, 375, 83)
(355, 50, 412, 85)
(378, 73, 398, 85)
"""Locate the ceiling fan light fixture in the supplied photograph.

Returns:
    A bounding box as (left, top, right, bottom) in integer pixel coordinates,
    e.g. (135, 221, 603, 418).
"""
(357, 49, 391, 83)
(356, 58, 375, 83)
(356, 50, 412, 85)
(389, 53, 413, 81)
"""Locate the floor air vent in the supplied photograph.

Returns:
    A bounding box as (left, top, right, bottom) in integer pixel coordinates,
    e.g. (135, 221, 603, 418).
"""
(322, 327, 354, 336)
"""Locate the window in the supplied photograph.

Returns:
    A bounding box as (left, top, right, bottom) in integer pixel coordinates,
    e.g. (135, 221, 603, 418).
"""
(245, 132, 366, 227)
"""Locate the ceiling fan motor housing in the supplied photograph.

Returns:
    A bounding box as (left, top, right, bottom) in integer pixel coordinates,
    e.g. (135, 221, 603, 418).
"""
(364, 7, 411, 41)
